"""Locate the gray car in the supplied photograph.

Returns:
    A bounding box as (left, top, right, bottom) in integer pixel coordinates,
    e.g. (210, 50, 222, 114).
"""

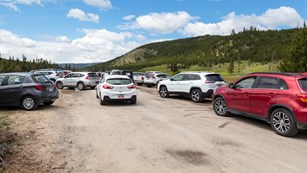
(55, 72, 99, 90)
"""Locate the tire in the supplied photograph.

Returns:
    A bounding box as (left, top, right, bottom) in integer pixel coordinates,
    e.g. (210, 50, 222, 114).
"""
(137, 83, 142, 86)
(99, 94, 106, 105)
(90, 86, 96, 89)
(159, 86, 169, 98)
(21, 96, 38, 111)
(131, 98, 137, 104)
(43, 101, 54, 106)
(96, 90, 99, 99)
(213, 97, 229, 116)
(191, 89, 203, 102)
(56, 81, 63, 89)
(77, 82, 85, 90)
(270, 108, 298, 137)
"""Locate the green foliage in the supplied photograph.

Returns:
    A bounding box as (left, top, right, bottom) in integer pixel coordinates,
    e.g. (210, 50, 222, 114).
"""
(0, 55, 59, 73)
(278, 24, 307, 72)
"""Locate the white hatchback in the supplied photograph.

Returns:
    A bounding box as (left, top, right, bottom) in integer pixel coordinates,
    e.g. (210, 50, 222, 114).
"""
(96, 75, 137, 105)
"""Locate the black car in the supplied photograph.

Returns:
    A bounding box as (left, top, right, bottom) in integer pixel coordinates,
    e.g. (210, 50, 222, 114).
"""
(0, 73, 59, 110)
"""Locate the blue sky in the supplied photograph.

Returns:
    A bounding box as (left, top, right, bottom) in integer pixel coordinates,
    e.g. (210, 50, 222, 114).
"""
(0, 0, 306, 63)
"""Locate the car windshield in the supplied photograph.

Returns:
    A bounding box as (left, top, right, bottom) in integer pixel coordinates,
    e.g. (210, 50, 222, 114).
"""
(298, 78, 307, 91)
(32, 75, 50, 83)
(107, 78, 132, 85)
(205, 74, 224, 82)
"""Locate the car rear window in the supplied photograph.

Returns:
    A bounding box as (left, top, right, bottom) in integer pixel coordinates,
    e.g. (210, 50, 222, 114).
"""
(88, 73, 98, 77)
(298, 78, 307, 91)
(107, 78, 132, 85)
(32, 75, 50, 83)
(205, 74, 224, 82)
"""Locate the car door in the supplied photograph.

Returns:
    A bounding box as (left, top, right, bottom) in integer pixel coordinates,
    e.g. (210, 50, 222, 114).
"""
(226, 76, 257, 113)
(0, 75, 26, 105)
(180, 74, 199, 93)
(168, 74, 184, 92)
(249, 76, 279, 117)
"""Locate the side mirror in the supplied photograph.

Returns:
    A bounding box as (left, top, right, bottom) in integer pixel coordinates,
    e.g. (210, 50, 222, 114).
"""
(228, 83, 234, 89)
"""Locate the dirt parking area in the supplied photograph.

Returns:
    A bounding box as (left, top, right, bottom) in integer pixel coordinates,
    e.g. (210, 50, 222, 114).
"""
(1, 86, 307, 173)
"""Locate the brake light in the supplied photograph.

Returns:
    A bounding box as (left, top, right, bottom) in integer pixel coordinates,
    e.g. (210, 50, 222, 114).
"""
(205, 80, 214, 83)
(86, 75, 90, 80)
(103, 84, 113, 89)
(128, 84, 136, 89)
(34, 85, 43, 91)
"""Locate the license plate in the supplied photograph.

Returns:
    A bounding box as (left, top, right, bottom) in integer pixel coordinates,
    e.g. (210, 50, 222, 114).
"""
(118, 95, 124, 99)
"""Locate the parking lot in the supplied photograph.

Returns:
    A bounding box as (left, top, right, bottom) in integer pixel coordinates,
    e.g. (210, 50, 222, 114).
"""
(4, 86, 307, 173)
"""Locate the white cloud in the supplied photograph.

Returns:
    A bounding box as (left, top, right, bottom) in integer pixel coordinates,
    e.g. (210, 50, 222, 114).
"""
(82, 0, 112, 9)
(123, 15, 135, 21)
(135, 34, 145, 41)
(182, 6, 304, 36)
(0, 0, 46, 12)
(67, 8, 99, 23)
(120, 11, 197, 34)
(0, 29, 141, 63)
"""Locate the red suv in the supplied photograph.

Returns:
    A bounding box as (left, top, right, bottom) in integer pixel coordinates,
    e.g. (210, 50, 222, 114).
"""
(212, 72, 307, 137)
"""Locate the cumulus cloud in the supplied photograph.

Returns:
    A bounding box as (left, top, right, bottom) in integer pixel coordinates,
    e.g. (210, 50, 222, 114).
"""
(182, 6, 304, 36)
(119, 11, 197, 34)
(0, 29, 141, 63)
(67, 8, 99, 23)
(0, 0, 46, 12)
(82, 0, 112, 9)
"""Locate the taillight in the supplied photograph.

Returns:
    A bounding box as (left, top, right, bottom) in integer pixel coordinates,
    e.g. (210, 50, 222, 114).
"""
(297, 94, 307, 103)
(128, 84, 136, 89)
(103, 84, 113, 89)
(205, 80, 214, 83)
(34, 85, 43, 91)
(86, 75, 90, 80)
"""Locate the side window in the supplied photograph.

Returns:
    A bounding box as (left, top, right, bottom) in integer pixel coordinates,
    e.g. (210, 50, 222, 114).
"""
(191, 74, 201, 80)
(235, 76, 256, 89)
(6, 75, 26, 85)
(0, 76, 5, 85)
(256, 77, 278, 89)
(279, 79, 288, 90)
(173, 74, 184, 81)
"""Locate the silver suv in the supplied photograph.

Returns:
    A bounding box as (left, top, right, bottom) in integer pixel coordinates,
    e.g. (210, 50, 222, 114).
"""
(33, 70, 61, 82)
(55, 72, 99, 90)
(157, 71, 226, 102)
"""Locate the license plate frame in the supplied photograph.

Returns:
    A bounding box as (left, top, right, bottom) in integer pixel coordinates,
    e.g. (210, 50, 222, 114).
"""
(118, 94, 124, 99)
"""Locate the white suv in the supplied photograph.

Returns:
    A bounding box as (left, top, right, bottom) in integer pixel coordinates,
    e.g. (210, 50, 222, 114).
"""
(157, 71, 226, 102)
(56, 72, 99, 90)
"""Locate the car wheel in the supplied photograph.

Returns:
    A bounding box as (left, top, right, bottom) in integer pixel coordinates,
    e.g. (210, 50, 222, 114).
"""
(191, 89, 203, 102)
(159, 86, 169, 98)
(213, 97, 229, 116)
(137, 83, 142, 86)
(270, 108, 298, 137)
(99, 93, 106, 105)
(131, 98, 137, 104)
(21, 96, 38, 111)
(77, 82, 85, 90)
(56, 81, 63, 89)
(90, 86, 96, 89)
(43, 101, 54, 106)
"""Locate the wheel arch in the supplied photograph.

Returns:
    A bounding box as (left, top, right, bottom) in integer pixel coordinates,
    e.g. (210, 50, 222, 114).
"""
(267, 104, 298, 124)
(189, 87, 202, 93)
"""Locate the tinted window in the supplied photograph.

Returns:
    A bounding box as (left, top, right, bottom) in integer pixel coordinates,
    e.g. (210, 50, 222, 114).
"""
(279, 79, 288, 90)
(107, 78, 132, 85)
(205, 74, 224, 82)
(133, 72, 144, 76)
(0, 76, 5, 85)
(183, 74, 201, 81)
(298, 78, 307, 91)
(172, 74, 184, 81)
(256, 77, 279, 89)
(235, 76, 256, 88)
(6, 75, 26, 85)
(32, 75, 50, 83)
(88, 73, 98, 77)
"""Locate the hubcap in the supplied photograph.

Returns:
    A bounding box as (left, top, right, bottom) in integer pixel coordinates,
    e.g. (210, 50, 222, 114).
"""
(23, 98, 34, 109)
(78, 83, 83, 90)
(191, 91, 200, 101)
(272, 112, 290, 133)
(214, 99, 227, 115)
(160, 87, 167, 97)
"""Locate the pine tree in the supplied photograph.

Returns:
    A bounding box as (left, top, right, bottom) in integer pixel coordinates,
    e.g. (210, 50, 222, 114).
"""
(278, 23, 307, 72)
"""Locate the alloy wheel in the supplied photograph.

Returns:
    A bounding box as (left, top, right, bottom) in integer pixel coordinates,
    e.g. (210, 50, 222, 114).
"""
(23, 97, 35, 110)
(272, 111, 290, 133)
(214, 99, 227, 115)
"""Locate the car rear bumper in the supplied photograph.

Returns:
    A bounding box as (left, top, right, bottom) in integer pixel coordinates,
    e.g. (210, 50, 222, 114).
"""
(38, 90, 59, 103)
(103, 95, 137, 102)
(202, 89, 214, 98)
(101, 90, 136, 101)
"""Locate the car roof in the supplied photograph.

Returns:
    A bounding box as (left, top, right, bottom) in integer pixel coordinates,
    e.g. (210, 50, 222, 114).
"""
(105, 75, 131, 79)
(179, 71, 217, 75)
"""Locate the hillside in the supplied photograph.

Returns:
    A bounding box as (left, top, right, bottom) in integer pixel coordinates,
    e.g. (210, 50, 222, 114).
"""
(88, 28, 299, 74)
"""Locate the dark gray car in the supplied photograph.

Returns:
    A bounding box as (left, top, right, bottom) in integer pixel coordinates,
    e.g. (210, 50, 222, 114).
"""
(0, 73, 59, 110)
